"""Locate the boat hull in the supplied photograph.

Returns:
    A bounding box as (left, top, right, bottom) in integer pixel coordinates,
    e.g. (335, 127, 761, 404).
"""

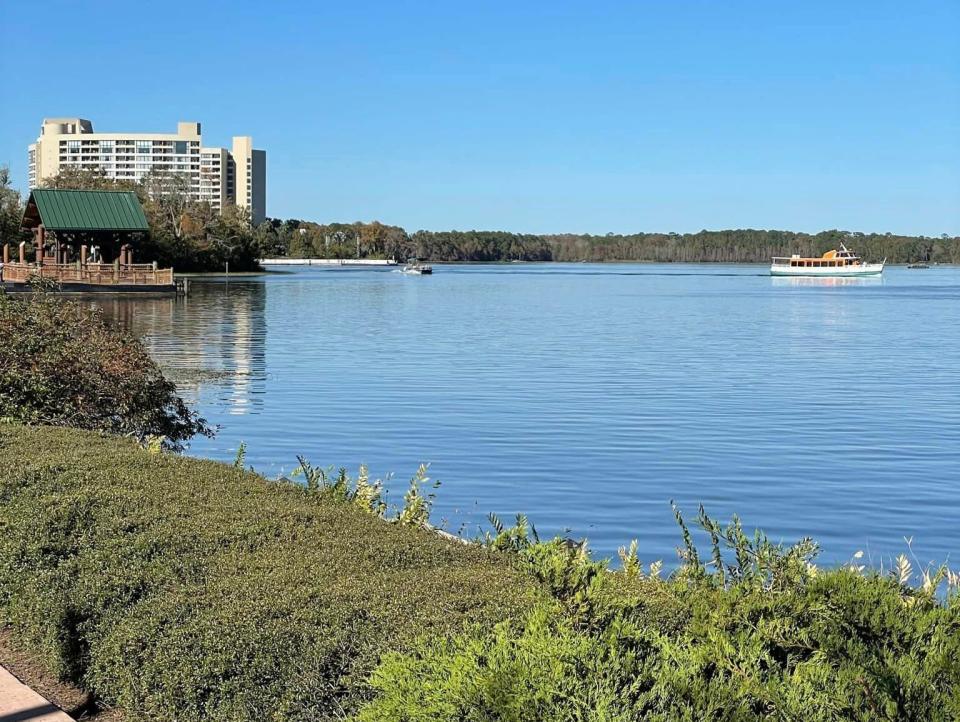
(769, 263, 884, 277)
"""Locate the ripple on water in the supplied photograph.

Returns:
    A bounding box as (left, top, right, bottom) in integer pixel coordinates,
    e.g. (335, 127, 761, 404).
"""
(96, 265, 960, 567)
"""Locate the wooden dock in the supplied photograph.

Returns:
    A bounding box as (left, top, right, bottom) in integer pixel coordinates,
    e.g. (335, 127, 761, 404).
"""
(2, 262, 176, 292)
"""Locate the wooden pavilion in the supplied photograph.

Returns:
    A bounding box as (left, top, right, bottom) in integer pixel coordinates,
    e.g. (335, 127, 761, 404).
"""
(2, 189, 175, 292)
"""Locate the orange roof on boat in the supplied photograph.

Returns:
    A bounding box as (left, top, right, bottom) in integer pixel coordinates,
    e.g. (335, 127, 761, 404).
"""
(821, 249, 838, 259)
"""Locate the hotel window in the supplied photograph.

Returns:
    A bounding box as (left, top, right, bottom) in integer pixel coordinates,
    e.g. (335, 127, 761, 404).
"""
(136, 141, 151, 154)
(67, 141, 81, 152)
(174, 141, 188, 154)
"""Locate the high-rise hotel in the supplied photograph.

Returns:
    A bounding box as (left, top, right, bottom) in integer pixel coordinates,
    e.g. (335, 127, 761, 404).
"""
(28, 118, 266, 224)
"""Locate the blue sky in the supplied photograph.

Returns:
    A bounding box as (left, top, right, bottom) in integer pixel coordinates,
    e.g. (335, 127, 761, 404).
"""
(1, 0, 958, 235)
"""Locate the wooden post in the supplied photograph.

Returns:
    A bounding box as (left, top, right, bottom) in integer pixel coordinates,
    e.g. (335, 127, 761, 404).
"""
(19, 241, 25, 264)
(2, 244, 8, 264)
(81, 245, 88, 264)
(36, 226, 45, 266)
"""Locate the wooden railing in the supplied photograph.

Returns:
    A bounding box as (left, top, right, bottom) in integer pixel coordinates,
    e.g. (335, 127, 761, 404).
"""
(2, 262, 174, 287)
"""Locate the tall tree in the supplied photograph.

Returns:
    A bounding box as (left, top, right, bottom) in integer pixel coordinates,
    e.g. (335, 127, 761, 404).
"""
(139, 170, 197, 242)
(0, 165, 24, 245)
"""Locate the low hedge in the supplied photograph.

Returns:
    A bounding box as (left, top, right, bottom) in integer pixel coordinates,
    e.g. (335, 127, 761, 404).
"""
(0, 424, 538, 721)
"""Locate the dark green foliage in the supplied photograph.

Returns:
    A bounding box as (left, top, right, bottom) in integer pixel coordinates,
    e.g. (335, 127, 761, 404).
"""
(281, 220, 412, 260)
(0, 425, 536, 721)
(358, 515, 960, 721)
(0, 291, 209, 449)
(410, 230, 554, 262)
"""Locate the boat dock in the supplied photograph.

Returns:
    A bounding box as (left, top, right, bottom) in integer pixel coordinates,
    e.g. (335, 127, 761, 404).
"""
(3, 261, 174, 287)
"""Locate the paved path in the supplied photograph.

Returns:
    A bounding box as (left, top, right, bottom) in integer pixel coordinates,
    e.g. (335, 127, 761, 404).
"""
(0, 665, 73, 722)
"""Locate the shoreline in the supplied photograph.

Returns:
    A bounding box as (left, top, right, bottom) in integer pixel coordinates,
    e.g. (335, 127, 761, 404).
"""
(255, 258, 955, 267)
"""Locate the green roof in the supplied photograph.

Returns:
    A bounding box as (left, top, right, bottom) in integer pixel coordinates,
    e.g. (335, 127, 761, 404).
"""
(21, 189, 150, 232)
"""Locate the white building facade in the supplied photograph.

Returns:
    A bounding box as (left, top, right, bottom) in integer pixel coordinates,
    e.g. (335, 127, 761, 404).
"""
(28, 118, 266, 224)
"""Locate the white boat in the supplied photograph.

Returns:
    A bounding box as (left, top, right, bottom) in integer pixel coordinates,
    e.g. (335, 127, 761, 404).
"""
(402, 259, 432, 275)
(770, 244, 884, 277)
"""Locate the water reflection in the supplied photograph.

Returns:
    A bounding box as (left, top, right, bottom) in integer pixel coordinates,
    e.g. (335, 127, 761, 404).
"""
(771, 275, 884, 288)
(94, 279, 267, 416)
(79, 265, 960, 566)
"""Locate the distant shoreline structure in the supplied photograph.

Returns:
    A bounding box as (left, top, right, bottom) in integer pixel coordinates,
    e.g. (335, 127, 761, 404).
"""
(259, 258, 397, 267)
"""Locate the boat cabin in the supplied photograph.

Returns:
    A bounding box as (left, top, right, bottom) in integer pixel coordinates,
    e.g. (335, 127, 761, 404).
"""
(772, 245, 862, 269)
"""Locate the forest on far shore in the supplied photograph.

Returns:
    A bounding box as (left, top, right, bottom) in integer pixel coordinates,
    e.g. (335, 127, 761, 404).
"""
(265, 219, 960, 265)
(3, 166, 956, 267)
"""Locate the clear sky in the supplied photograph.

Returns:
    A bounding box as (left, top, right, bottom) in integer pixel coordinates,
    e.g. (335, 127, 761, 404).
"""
(1, 0, 958, 236)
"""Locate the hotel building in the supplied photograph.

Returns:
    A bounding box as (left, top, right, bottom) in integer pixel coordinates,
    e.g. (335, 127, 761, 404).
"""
(28, 118, 266, 224)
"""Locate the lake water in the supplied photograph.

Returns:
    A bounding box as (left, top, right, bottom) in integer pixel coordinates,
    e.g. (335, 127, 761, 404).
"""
(96, 264, 960, 567)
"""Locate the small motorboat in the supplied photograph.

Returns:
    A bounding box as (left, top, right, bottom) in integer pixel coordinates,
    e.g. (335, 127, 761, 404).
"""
(402, 259, 433, 275)
(907, 263, 930, 269)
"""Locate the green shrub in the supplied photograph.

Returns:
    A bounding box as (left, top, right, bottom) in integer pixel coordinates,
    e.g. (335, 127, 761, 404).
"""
(0, 425, 537, 721)
(0, 291, 209, 449)
(357, 515, 960, 721)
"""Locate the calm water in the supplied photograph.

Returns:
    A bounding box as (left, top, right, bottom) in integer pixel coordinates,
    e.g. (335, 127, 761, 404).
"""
(97, 264, 960, 567)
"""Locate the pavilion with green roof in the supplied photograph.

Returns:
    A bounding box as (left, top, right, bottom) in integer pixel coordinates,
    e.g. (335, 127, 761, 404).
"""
(2, 189, 174, 291)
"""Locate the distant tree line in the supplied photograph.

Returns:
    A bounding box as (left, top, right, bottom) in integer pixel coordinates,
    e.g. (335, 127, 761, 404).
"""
(3, 165, 957, 267)
(543, 229, 960, 264)
(264, 222, 960, 264)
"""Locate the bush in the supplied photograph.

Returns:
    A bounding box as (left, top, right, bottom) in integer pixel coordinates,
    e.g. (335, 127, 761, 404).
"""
(0, 290, 209, 449)
(2, 424, 957, 720)
(0, 425, 537, 721)
(358, 520, 960, 721)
